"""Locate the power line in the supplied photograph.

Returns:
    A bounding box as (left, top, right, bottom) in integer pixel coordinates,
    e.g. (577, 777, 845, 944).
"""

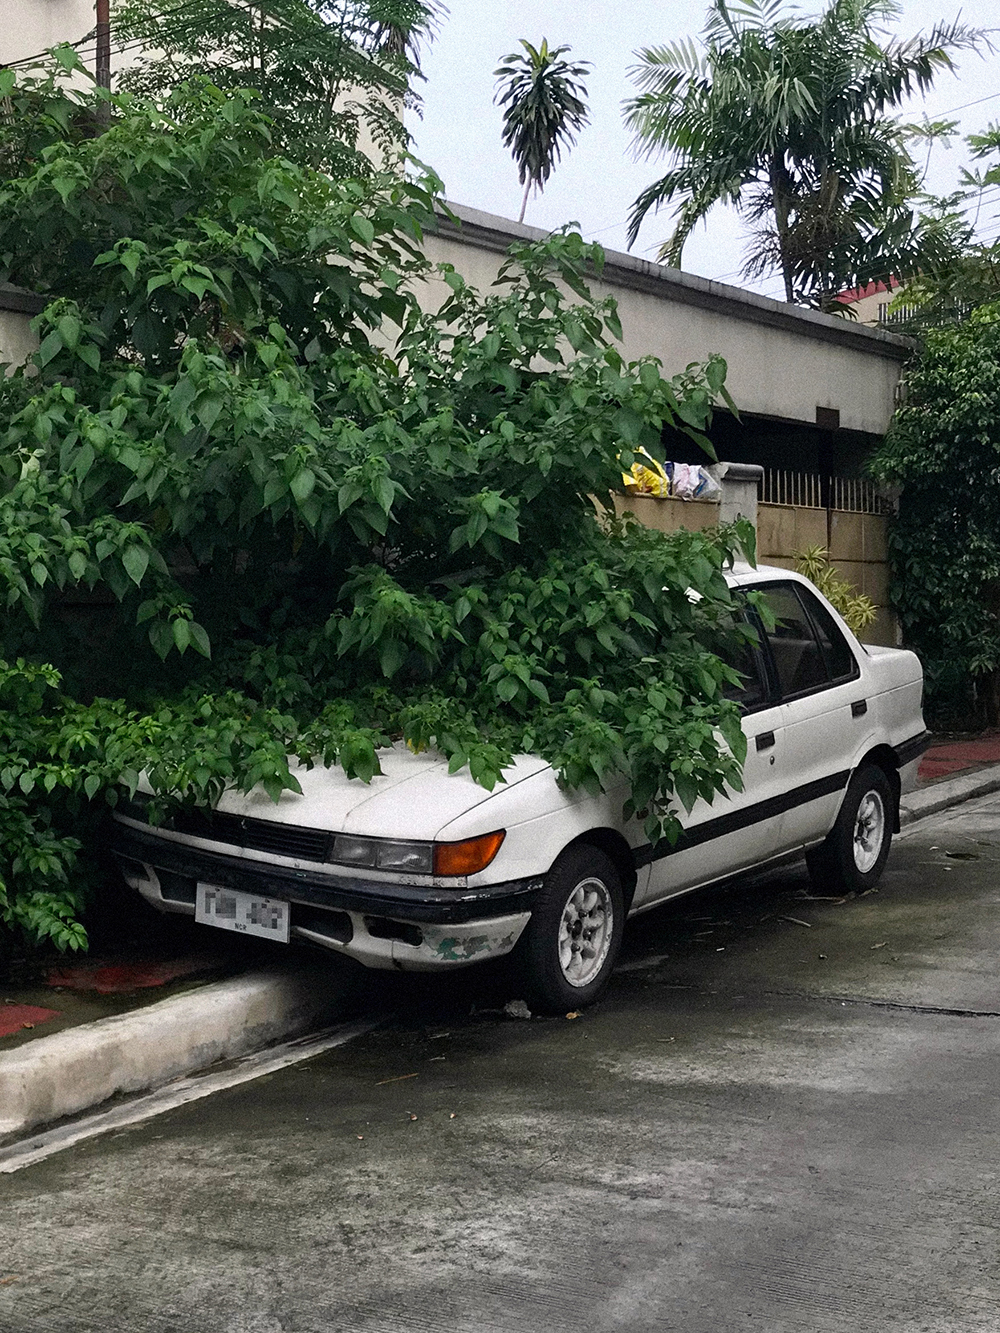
(932, 88, 1000, 119)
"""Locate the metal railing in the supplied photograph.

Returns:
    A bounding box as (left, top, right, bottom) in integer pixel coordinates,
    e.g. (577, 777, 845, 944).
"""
(761, 469, 823, 509)
(762, 469, 890, 515)
(877, 301, 921, 325)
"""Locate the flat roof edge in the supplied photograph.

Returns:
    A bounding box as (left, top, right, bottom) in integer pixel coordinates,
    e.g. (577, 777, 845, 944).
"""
(0, 284, 45, 316)
(431, 203, 916, 361)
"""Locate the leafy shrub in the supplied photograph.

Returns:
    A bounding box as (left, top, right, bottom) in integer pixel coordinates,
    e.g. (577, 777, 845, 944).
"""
(869, 303, 1000, 724)
(0, 62, 755, 952)
(793, 545, 877, 635)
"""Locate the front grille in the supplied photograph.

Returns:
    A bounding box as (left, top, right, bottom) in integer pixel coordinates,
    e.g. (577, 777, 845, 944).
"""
(169, 809, 332, 863)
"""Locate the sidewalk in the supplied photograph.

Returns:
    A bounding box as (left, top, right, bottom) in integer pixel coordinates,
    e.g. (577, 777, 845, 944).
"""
(918, 731, 1000, 786)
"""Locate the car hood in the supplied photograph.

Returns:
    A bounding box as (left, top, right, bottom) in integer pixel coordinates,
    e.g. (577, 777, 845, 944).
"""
(212, 743, 553, 841)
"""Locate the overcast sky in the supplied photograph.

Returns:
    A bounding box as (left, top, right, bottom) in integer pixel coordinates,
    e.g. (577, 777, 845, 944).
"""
(408, 1, 1000, 298)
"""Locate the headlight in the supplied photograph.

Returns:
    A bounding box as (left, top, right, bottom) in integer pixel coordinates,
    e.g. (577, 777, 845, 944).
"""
(329, 831, 506, 877)
(374, 840, 434, 874)
(330, 834, 433, 874)
(331, 835, 378, 867)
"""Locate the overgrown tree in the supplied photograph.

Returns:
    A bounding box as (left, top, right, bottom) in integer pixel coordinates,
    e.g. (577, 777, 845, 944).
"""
(0, 60, 752, 955)
(494, 39, 590, 224)
(869, 303, 1000, 724)
(112, 0, 442, 172)
(625, 0, 980, 309)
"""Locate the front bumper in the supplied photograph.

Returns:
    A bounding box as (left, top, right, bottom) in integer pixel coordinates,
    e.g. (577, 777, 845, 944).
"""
(112, 822, 537, 972)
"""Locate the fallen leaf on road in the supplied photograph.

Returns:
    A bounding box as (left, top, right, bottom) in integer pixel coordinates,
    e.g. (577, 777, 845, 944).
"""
(376, 1073, 418, 1086)
(566, 1011, 580, 1020)
(818, 954, 828, 959)
(21, 1023, 34, 1030)
(871, 941, 887, 950)
(449, 1112, 456, 1119)
(779, 915, 812, 928)
(0, 1277, 20, 1287)
(409, 1114, 418, 1121)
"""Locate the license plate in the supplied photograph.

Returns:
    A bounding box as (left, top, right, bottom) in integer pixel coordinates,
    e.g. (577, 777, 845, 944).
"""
(195, 883, 290, 943)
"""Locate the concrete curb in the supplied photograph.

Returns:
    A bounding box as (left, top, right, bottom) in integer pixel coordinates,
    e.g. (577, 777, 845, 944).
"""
(899, 766, 1000, 828)
(0, 966, 351, 1138)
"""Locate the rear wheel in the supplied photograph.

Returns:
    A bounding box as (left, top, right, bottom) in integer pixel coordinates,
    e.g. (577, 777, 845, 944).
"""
(513, 845, 624, 1013)
(806, 763, 894, 895)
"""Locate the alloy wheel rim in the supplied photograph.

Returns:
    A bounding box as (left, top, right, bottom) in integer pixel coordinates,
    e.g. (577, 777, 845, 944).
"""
(558, 877, 614, 988)
(853, 789, 886, 874)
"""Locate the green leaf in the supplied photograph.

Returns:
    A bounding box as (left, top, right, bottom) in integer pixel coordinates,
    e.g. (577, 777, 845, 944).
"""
(36, 330, 63, 367)
(350, 214, 375, 246)
(56, 315, 81, 350)
(290, 467, 316, 503)
(188, 622, 212, 658)
(122, 545, 149, 587)
(172, 618, 191, 654)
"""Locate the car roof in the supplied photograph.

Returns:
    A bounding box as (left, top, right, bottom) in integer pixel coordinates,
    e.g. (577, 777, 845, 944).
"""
(724, 561, 805, 588)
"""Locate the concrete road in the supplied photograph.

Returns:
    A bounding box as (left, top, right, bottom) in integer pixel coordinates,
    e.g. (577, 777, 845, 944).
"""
(4, 794, 1000, 1333)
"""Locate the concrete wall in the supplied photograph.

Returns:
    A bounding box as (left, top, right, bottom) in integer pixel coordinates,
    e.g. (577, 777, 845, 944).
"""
(1, 0, 96, 66)
(422, 205, 914, 439)
(614, 492, 895, 647)
(0, 290, 42, 370)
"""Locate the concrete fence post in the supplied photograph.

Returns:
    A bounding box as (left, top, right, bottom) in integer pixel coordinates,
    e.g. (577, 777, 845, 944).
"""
(715, 461, 763, 532)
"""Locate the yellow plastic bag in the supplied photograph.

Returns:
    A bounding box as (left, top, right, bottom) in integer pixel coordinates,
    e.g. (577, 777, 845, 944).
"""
(621, 449, 670, 498)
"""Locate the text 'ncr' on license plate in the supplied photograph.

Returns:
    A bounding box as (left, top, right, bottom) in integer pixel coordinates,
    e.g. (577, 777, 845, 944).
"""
(195, 883, 290, 943)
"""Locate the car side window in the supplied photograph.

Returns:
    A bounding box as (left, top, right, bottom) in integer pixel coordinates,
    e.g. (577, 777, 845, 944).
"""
(757, 584, 829, 696)
(756, 582, 858, 698)
(710, 610, 768, 710)
(794, 584, 858, 682)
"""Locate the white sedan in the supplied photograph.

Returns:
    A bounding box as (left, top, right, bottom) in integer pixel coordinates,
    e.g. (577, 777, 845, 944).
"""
(112, 564, 928, 1011)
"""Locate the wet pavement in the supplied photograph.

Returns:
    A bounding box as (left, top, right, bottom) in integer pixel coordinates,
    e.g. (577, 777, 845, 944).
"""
(3, 794, 1000, 1332)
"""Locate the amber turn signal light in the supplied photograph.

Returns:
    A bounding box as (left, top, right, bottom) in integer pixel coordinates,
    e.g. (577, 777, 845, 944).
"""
(433, 830, 506, 877)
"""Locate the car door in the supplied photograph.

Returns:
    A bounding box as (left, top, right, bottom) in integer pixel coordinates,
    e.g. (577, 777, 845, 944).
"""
(754, 580, 865, 851)
(635, 603, 790, 909)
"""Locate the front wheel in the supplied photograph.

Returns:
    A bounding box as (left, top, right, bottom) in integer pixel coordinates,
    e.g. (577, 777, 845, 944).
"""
(806, 763, 894, 895)
(513, 845, 625, 1013)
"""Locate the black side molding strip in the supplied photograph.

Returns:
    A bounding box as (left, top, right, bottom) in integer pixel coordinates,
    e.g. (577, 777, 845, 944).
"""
(634, 769, 852, 869)
(895, 730, 932, 768)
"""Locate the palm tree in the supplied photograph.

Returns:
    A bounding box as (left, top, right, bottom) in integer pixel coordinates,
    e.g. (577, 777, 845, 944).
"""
(625, 0, 982, 308)
(494, 39, 590, 224)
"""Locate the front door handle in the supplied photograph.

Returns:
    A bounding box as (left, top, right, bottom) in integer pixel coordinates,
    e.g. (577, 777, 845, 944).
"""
(756, 731, 775, 751)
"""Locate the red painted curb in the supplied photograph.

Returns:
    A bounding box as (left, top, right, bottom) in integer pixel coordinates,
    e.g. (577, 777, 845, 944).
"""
(0, 1005, 61, 1039)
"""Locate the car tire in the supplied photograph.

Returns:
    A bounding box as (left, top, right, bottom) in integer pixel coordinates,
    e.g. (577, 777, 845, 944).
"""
(806, 763, 894, 895)
(513, 844, 625, 1014)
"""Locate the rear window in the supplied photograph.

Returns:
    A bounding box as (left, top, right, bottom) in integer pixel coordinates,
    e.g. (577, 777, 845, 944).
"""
(755, 582, 857, 698)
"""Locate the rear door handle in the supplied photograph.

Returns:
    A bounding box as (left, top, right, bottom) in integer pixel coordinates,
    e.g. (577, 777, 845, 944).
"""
(851, 700, 868, 718)
(756, 731, 775, 751)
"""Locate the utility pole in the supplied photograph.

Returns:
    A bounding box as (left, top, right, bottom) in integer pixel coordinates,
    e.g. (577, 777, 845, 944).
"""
(95, 0, 111, 123)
